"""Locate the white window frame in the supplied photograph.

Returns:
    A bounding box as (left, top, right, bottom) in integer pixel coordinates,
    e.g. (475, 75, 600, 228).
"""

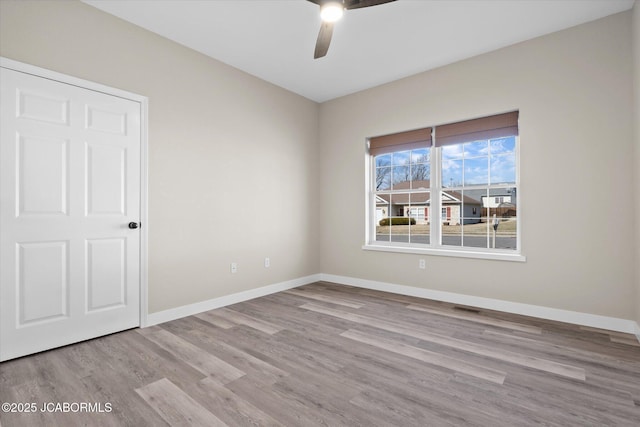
(364, 134, 525, 262)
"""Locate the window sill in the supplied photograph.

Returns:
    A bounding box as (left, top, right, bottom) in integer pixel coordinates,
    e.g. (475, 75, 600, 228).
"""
(362, 243, 526, 262)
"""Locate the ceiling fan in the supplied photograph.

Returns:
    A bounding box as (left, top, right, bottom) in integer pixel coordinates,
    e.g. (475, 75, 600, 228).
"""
(307, 0, 396, 59)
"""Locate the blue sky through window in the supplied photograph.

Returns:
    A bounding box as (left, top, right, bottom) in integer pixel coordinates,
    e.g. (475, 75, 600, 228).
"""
(442, 136, 516, 187)
(375, 136, 514, 191)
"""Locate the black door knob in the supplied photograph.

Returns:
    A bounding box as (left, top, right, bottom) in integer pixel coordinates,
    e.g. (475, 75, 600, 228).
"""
(128, 222, 139, 229)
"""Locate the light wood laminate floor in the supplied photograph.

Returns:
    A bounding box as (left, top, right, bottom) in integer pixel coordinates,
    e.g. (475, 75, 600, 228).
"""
(1, 282, 639, 426)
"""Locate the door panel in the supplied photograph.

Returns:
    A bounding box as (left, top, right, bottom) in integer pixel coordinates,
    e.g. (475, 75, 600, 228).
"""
(86, 106, 127, 135)
(86, 143, 126, 216)
(17, 89, 70, 125)
(86, 238, 126, 311)
(18, 241, 69, 325)
(18, 134, 69, 216)
(1, 67, 142, 361)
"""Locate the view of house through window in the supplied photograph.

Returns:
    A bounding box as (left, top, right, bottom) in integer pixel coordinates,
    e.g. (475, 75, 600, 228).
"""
(369, 112, 519, 255)
(375, 147, 431, 244)
(440, 136, 517, 250)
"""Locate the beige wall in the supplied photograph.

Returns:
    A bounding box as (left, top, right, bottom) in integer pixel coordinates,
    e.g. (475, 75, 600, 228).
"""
(0, 0, 320, 313)
(319, 12, 636, 319)
(1, 1, 637, 323)
(633, 0, 640, 327)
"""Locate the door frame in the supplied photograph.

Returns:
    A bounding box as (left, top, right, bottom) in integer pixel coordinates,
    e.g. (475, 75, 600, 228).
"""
(0, 57, 149, 328)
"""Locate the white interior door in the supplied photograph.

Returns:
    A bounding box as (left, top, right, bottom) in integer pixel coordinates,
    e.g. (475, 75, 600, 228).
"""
(0, 66, 142, 361)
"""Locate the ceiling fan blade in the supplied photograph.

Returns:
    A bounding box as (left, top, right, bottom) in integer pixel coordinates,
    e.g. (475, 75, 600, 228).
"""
(314, 21, 334, 59)
(344, 0, 396, 10)
(306, 0, 321, 4)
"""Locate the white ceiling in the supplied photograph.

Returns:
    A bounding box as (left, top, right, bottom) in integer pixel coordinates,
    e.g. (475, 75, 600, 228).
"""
(83, 0, 635, 103)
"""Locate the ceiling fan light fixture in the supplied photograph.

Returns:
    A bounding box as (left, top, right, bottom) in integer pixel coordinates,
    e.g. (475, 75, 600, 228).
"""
(320, 1, 344, 23)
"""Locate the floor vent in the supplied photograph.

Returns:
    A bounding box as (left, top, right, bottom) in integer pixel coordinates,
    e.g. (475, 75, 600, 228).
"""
(453, 306, 481, 314)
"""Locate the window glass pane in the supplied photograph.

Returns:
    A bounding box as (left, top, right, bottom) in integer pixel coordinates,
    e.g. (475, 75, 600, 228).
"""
(392, 166, 410, 188)
(442, 223, 462, 247)
(442, 159, 462, 188)
(490, 136, 516, 154)
(389, 193, 410, 243)
(487, 188, 517, 250)
(375, 153, 391, 168)
(408, 194, 430, 245)
(463, 157, 489, 185)
(494, 218, 517, 249)
(411, 163, 430, 185)
(464, 140, 488, 157)
(404, 200, 417, 244)
(441, 199, 460, 246)
(392, 150, 410, 166)
(442, 144, 463, 160)
(410, 148, 430, 164)
(375, 194, 391, 242)
(407, 192, 429, 216)
(504, 188, 517, 218)
(376, 166, 391, 190)
(443, 188, 490, 249)
(463, 188, 489, 249)
(459, 189, 483, 225)
(462, 221, 489, 249)
(490, 152, 516, 184)
(486, 188, 516, 213)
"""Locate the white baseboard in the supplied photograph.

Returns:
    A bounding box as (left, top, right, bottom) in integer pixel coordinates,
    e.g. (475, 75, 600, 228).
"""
(320, 273, 639, 336)
(143, 271, 639, 342)
(144, 274, 321, 326)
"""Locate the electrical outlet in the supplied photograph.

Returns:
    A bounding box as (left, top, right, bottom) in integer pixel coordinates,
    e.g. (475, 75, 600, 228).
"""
(264, 257, 270, 268)
(419, 259, 426, 269)
(230, 262, 237, 273)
